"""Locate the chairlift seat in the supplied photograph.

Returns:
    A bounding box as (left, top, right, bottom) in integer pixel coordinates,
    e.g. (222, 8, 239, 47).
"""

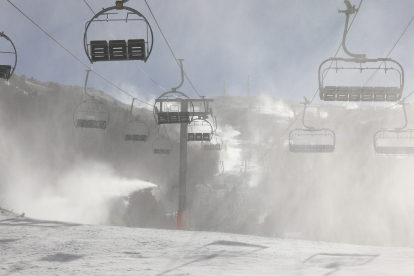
(77, 119, 87, 128)
(373, 87, 386, 101)
(90, 40, 109, 61)
(290, 144, 334, 153)
(128, 39, 146, 60)
(76, 119, 107, 130)
(349, 87, 361, 101)
(179, 112, 190, 123)
(361, 87, 374, 101)
(386, 87, 399, 101)
(336, 86, 349, 101)
(157, 112, 191, 124)
(195, 133, 203, 141)
(125, 134, 148, 141)
(203, 133, 210, 141)
(168, 112, 179, 123)
(138, 135, 148, 141)
(158, 113, 168, 123)
(109, 40, 127, 60)
(97, 121, 107, 129)
(0, 65, 11, 79)
(323, 86, 336, 101)
(203, 143, 221, 150)
(321, 86, 399, 102)
(376, 147, 414, 155)
(153, 149, 171, 155)
(188, 133, 195, 141)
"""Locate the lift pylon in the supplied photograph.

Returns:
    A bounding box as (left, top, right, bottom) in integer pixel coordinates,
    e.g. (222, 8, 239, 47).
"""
(153, 60, 214, 230)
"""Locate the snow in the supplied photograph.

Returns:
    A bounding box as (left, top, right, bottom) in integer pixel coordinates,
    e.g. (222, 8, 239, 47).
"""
(1, 211, 413, 275)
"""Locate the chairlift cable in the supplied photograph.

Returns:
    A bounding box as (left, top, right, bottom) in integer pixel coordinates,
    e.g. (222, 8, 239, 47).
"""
(338, 15, 413, 108)
(258, 44, 337, 161)
(358, 89, 414, 120)
(143, 0, 203, 99)
(83, 0, 167, 92)
(336, 5, 412, 107)
(362, 16, 414, 88)
(7, 0, 152, 107)
(345, 13, 414, 116)
(316, 0, 363, 105)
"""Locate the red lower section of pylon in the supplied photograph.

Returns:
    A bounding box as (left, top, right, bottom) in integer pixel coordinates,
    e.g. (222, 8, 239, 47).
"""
(176, 210, 188, 230)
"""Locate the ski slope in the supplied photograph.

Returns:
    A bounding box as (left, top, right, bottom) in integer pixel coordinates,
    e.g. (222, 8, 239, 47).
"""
(1, 211, 413, 275)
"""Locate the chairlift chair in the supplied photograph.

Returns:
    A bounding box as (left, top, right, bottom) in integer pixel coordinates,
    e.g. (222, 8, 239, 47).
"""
(188, 118, 214, 142)
(73, 70, 110, 130)
(204, 133, 223, 150)
(289, 97, 336, 153)
(153, 60, 197, 125)
(154, 90, 195, 124)
(84, 0, 153, 63)
(318, 0, 404, 102)
(373, 99, 414, 156)
(0, 32, 17, 80)
(123, 98, 150, 141)
(152, 135, 173, 155)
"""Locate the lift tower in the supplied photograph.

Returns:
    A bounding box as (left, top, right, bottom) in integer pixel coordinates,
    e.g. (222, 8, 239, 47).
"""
(153, 60, 213, 230)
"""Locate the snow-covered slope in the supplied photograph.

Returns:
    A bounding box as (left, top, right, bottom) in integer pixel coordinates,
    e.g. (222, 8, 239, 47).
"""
(1, 211, 413, 275)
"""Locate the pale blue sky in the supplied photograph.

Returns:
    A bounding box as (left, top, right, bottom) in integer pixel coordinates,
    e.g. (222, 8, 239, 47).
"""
(1, 0, 413, 104)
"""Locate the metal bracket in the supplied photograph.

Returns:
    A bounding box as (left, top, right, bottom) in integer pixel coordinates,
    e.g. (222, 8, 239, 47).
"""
(340, 0, 364, 59)
(300, 97, 314, 130)
(172, 59, 185, 91)
(84, 69, 92, 97)
(395, 98, 409, 131)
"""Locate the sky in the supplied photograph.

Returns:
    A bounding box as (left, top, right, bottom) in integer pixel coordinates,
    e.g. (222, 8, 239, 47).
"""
(1, 0, 414, 105)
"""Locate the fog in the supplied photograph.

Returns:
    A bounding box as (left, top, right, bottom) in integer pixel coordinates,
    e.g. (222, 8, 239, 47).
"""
(0, 157, 155, 224)
(1, 0, 414, 249)
(257, 100, 414, 247)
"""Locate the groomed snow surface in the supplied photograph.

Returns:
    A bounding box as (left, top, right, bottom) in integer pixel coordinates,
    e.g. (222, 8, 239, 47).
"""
(1, 211, 413, 275)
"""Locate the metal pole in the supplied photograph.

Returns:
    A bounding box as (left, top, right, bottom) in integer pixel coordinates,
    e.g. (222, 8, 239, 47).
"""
(177, 100, 188, 230)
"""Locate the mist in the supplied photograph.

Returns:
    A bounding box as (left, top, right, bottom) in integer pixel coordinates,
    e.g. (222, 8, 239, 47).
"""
(0, 157, 155, 224)
(1, 0, 414, 250)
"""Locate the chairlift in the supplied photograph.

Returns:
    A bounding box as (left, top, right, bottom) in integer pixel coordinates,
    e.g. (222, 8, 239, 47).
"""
(73, 70, 110, 130)
(204, 133, 223, 150)
(319, 0, 404, 102)
(0, 32, 17, 80)
(153, 60, 196, 125)
(373, 99, 414, 156)
(289, 97, 335, 153)
(154, 90, 195, 124)
(123, 98, 150, 141)
(187, 118, 214, 142)
(84, 0, 153, 63)
(152, 134, 173, 155)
